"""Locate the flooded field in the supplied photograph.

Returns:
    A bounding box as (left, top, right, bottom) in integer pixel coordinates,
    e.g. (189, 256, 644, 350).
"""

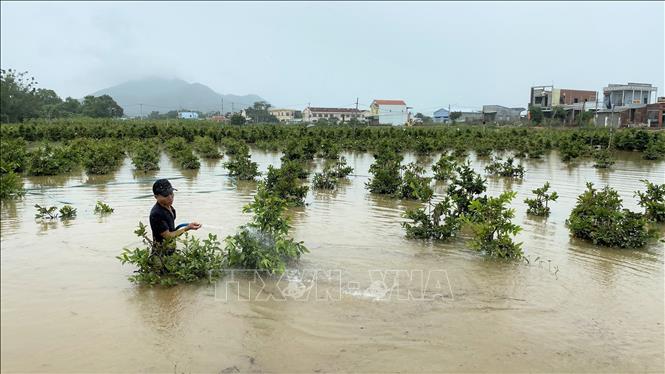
(1, 150, 664, 373)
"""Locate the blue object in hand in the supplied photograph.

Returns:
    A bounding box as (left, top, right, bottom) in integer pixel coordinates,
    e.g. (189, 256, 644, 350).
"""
(175, 223, 189, 230)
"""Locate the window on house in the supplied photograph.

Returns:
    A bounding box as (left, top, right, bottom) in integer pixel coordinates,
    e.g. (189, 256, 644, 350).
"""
(574, 98, 579, 103)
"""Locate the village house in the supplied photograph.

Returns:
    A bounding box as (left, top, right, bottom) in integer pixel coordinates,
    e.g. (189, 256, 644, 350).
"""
(594, 83, 659, 127)
(178, 111, 199, 120)
(368, 99, 409, 126)
(482, 105, 525, 123)
(433, 108, 450, 123)
(268, 108, 301, 123)
(530, 85, 598, 124)
(302, 107, 365, 123)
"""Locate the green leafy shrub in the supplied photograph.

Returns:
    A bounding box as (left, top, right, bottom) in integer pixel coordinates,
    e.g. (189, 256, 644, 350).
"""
(398, 162, 433, 201)
(130, 141, 161, 171)
(27, 143, 78, 175)
(312, 169, 338, 189)
(177, 148, 201, 169)
(0, 138, 28, 172)
(567, 183, 650, 248)
(59, 205, 77, 219)
(224, 148, 260, 180)
(402, 195, 460, 240)
(484, 157, 525, 178)
(447, 162, 487, 214)
(463, 191, 523, 259)
(0, 161, 24, 199)
(642, 139, 665, 160)
(281, 139, 315, 163)
(558, 139, 587, 162)
(327, 156, 354, 178)
(318, 140, 341, 159)
(474, 143, 493, 158)
(264, 161, 309, 206)
(635, 180, 665, 222)
(35, 204, 58, 219)
(366, 149, 403, 195)
(94, 200, 114, 214)
(223, 139, 249, 156)
(224, 184, 308, 274)
(524, 182, 558, 216)
(82, 140, 125, 174)
(592, 148, 615, 169)
(194, 136, 222, 159)
(527, 140, 546, 159)
(117, 222, 224, 286)
(312, 156, 354, 190)
(165, 137, 200, 169)
(432, 153, 458, 182)
(452, 145, 469, 159)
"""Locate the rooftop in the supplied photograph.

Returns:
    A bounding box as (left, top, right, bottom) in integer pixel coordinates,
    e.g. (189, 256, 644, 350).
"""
(604, 83, 657, 92)
(306, 107, 363, 113)
(372, 99, 407, 106)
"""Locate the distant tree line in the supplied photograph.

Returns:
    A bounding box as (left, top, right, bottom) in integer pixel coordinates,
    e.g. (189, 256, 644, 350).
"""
(1, 68, 124, 123)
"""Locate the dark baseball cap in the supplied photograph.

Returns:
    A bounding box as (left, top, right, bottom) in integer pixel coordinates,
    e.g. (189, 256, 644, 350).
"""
(152, 179, 177, 197)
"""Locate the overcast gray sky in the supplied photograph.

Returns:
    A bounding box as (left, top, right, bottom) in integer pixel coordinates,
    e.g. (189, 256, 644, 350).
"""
(2, 1, 663, 114)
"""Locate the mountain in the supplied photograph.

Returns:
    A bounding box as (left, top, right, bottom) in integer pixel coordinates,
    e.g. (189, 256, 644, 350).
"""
(90, 78, 264, 117)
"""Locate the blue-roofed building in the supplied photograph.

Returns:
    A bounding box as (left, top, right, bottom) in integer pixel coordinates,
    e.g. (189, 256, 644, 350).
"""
(433, 108, 450, 123)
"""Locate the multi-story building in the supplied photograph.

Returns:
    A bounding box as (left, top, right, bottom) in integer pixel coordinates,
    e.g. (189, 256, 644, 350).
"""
(302, 107, 365, 123)
(368, 99, 409, 126)
(603, 83, 658, 109)
(530, 86, 597, 109)
(268, 108, 300, 123)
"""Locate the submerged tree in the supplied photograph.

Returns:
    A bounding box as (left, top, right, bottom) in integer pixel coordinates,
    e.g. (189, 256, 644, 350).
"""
(524, 182, 559, 216)
(635, 179, 665, 223)
(567, 182, 650, 248)
(366, 148, 403, 195)
(398, 162, 433, 201)
(224, 183, 308, 274)
(484, 157, 525, 178)
(463, 191, 523, 259)
(117, 222, 225, 286)
(402, 194, 461, 240)
(224, 148, 260, 181)
(431, 153, 458, 182)
(447, 162, 487, 215)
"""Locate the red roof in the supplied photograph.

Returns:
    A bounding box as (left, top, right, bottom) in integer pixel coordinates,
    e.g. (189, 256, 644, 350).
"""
(373, 99, 406, 106)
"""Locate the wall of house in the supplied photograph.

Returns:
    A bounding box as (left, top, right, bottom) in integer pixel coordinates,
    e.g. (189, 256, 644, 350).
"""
(433, 109, 449, 123)
(458, 112, 483, 123)
(377, 104, 408, 125)
(558, 89, 596, 105)
(604, 90, 652, 108)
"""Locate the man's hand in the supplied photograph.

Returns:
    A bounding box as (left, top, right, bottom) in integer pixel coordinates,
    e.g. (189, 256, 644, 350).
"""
(188, 222, 202, 230)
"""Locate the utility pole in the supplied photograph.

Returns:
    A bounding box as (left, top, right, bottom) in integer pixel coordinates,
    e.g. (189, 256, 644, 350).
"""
(355, 97, 359, 110)
(221, 98, 224, 115)
(139, 103, 143, 120)
(231, 102, 235, 113)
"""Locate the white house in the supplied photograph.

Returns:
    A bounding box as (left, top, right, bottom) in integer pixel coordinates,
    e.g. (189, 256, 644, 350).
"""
(178, 111, 199, 120)
(369, 99, 408, 126)
(302, 107, 365, 123)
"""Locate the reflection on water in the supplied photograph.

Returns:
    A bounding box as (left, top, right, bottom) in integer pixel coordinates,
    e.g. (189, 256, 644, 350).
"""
(1, 149, 663, 372)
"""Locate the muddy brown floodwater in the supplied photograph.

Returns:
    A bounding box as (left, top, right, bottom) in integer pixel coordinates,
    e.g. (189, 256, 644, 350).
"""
(1, 150, 664, 373)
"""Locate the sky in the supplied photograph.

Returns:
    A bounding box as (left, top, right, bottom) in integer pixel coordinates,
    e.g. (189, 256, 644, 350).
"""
(2, 1, 664, 114)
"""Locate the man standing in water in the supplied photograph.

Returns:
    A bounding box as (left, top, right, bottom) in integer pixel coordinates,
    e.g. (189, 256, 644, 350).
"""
(149, 178, 202, 253)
